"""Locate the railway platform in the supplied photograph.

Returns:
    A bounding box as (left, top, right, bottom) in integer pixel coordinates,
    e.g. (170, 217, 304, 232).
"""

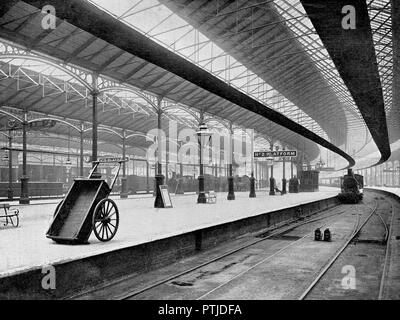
(0, 187, 339, 276)
(365, 186, 400, 198)
(76, 188, 400, 300)
(0, 187, 340, 297)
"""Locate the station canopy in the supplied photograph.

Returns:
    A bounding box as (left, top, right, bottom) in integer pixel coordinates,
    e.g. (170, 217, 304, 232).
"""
(0, 0, 396, 169)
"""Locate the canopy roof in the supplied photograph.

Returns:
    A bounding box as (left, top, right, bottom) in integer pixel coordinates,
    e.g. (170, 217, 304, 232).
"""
(0, 0, 395, 169)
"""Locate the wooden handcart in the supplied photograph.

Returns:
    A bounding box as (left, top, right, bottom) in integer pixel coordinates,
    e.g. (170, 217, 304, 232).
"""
(0, 203, 19, 227)
(46, 160, 126, 244)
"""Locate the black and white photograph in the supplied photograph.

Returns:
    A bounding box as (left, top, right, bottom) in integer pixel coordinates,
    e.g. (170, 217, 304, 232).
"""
(0, 0, 399, 308)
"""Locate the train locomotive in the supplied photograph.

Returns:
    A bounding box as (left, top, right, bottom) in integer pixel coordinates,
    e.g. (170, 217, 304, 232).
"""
(338, 169, 364, 204)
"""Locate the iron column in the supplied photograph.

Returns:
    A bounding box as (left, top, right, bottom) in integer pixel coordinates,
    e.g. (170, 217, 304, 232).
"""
(197, 132, 206, 203)
(249, 129, 256, 198)
(269, 142, 276, 196)
(80, 122, 84, 177)
(121, 129, 127, 198)
(227, 123, 235, 200)
(91, 74, 100, 178)
(7, 130, 13, 200)
(282, 147, 287, 194)
(154, 96, 165, 208)
(20, 111, 29, 204)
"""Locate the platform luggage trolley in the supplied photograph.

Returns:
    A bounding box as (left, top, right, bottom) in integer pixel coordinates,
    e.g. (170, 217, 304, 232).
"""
(0, 203, 19, 227)
(46, 159, 127, 244)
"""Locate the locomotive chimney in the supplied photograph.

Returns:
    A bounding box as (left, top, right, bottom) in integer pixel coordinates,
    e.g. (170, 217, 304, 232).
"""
(348, 168, 353, 176)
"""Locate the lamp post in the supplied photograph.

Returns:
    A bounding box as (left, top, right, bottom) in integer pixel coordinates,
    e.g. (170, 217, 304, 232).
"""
(65, 157, 72, 185)
(248, 129, 256, 198)
(196, 122, 212, 204)
(227, 124, 235, 200)
(65, 127, 72, 185)
(19, 111, 29, 204)
(282, 147, 287, 195)
(7, 130, 13, 200)
(269, 144, 277, 195)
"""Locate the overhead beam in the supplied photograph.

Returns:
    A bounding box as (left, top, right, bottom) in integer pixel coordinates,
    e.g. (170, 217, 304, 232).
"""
(301, 0, 390, 165)
(390, 0, 400, 140)
(0, 0, 355, 167)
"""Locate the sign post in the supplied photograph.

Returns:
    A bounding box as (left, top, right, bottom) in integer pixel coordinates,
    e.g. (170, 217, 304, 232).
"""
(97, 156, 130, 163)
(254, 150, 297, 158)
(255, 150, 297, 195)
(159, 185, 173, 208)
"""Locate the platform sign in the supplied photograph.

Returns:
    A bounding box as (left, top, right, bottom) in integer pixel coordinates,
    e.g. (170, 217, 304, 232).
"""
(0, 150, 18, 167)
(0, 119, 57, 131)
(97, 156, 129, 163)
(254, 150, 297, 158)
(159, 185, 173, 208)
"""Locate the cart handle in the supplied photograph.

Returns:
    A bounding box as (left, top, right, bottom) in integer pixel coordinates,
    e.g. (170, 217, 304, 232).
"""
(110, 161, 125, 191)
(88, 159, 129, 180)
(88, 162, 100, 179)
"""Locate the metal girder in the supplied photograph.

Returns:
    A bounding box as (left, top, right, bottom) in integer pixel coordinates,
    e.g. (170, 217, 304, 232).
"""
(0, 0, 354, 166)
(301, 0, 391, 166)
(161, 0, 347, 143)
(0, 0, 354, 164)
(390, 0, 400, 140)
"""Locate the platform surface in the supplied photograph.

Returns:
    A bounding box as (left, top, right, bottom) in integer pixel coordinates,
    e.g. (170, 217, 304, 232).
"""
(365, 186, 400, 197)
(0, 187, 339, 277)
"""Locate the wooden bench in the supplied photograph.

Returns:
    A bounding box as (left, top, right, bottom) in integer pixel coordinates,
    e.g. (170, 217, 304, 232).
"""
(0, 203, 19, 227)
(274, 187, 283, 195)
(206, 190, 217, 204)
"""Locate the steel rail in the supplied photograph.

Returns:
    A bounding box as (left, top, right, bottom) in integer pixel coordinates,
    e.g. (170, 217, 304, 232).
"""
(119, 205, 348, 300)
(68, 203, 347, 300)
(195, 201, 369, 300)
(299, 199, 381, 300)
(378, 198, 395, 300)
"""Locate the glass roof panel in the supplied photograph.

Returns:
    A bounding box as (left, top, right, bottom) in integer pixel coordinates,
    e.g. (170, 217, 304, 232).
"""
(88, 0, 331, 141)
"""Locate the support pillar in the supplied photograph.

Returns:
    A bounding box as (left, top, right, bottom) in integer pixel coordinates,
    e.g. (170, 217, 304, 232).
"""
(393, 164, 396, 187)
(291, 158, 294, 179)
(282, 148, 287, 194)
(80, 123, 84, 177)
(91, 76, 101, 179)
(154, 96, 165, 208)
(146, 160, 150, 193)
(249, 129, 256, 198)
(7, 130, 13, 201)
(20, 111, 29, 204)
(227, 123, 235, 200)
(269, 142, 275, 196)
(120, 130, 128, 198)
(197, 142, 206, 203)
(269, 164, 275, 195)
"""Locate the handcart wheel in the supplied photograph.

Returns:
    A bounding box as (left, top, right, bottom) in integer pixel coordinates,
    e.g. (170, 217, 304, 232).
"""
(10, 210, 19, 227)
(92, 199, 119, 242)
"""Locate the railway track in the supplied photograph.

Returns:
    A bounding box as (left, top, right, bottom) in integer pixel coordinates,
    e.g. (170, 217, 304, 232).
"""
(69, 201, 353, 300)
(119, 201, 372, 300)
(71, 192, 396, 300)
(195, 200, 375, 300)
(300, 194, 395, 300)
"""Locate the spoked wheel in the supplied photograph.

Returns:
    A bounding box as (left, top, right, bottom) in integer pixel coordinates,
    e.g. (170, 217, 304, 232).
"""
(10, 211, 19, 227)
(92, 198, 119, 242)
